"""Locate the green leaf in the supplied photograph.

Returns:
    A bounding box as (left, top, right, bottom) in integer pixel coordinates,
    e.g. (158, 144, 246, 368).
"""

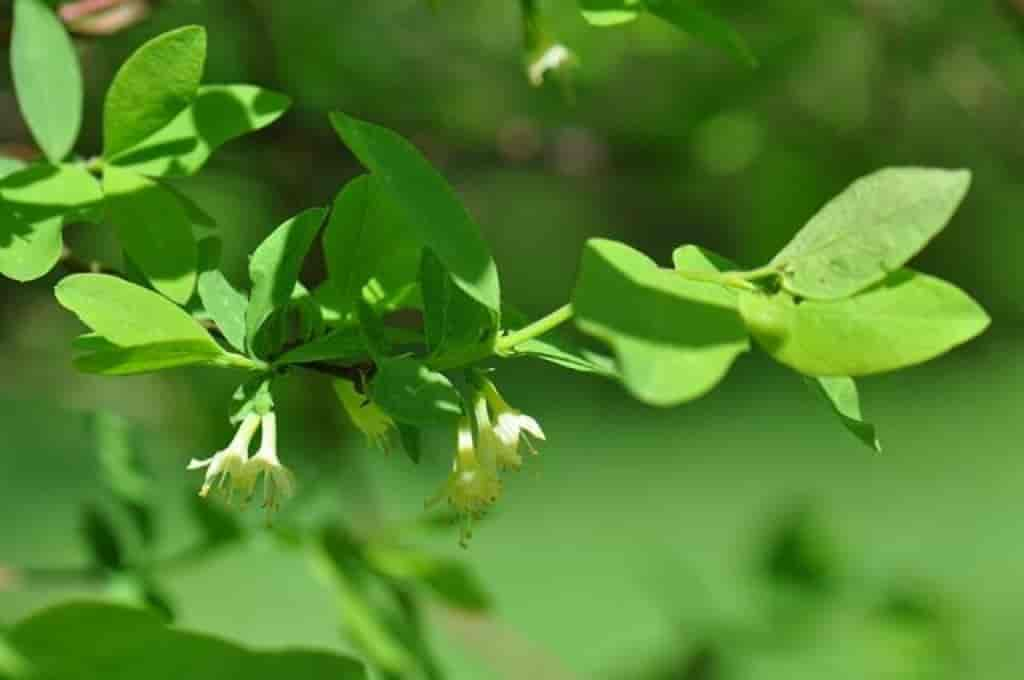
(806, 376, 881, 453)
(246, 208, 326, 353)
(102, 166, 198, 303)
(11, 0, 82, 162)
(276, 327, 365, 365)
(365, 546, 492, 612)
(772, 168, 972, 300)
(189, 492, 244, 548)
(370, 358, 463, 426)
(197, 269, 248, 352)
(7, 603, 367, 679)
(511, 337, 615, 375)
(0, 157, 28, 180)
(103, 26, 207, 158)
(311, 531, 416, 676)
(322, 174, 422, 319)
(420, 248, 496, 359)
(572, 239, 749, 406)
(645, 0, 757, 67)
(110, 85, 292, 176)
(738, 270, 990, 376)
(0, 634, 31, 679)
(81, 505, 123, 570)
(579, 0, 642, 26)
(55, 273, 222, 349)
(579, 0, 756, 66)
(330, 112, 501, 313)
(73, 337, 226, 375)
(0, 164, 102, 281)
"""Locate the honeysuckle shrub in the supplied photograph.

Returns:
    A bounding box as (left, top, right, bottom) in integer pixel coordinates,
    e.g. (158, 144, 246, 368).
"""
(0, 2, 993, 678)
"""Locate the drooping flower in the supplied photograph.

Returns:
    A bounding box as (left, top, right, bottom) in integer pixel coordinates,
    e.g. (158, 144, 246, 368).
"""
(187, 412, 261, 501)
(334, 379, 398, 453)
(240, 412, 296, 515)
(480, 378, 545, 471)
(428, 418, 502, 546)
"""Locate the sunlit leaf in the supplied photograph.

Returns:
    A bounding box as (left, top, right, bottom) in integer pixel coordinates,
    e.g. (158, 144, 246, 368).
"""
(11, 0, 82, 162)
(739, 270, 990, 376)
(773, 168, 971, 300)
(103, 26, 207, 157)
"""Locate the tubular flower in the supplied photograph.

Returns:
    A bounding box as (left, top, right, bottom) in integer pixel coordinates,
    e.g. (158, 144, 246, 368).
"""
(240, 412, 296, 515)
(334, 379, 398, 453)
(428, 418, 502, 546)
(187, 413, 261, 501)
(480, 379, 545, 471)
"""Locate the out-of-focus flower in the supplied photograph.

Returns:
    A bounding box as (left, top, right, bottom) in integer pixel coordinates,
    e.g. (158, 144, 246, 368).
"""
(528, 43, 577, 86)
(334, 379, 398, 453)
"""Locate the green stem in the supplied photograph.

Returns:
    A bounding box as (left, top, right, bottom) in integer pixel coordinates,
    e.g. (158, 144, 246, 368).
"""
(214, 352, 270, 373)
(674, 263, 782, 292)
(496, 303, 574, 353)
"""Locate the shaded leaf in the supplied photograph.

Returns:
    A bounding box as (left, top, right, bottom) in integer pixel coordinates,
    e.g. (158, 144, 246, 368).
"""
(81, 505, 123, 571)
(246, 208, 326, 354)
(102, 166, 198, 303)
(572, 239, 749, 406)
(197, 269, 248, 352)
(103, 26, 207, 157)
(365, 545, 492, 612)
(806, 376, 882, 453)
(11, 0, 82, 162)
(73, 338, 226, 375)
(322, 175, 423, 320)
(7, 603, 367, 679)
(330, 112, 500, 313)
(370, 358, 463, 426)
(421, 248, 496, 360)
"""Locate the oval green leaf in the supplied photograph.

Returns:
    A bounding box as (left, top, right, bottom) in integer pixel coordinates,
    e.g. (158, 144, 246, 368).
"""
(739, 270, 990, 377)
(329, 112, 500, 314)
(110, 85, 292, 176)
(102, 166, 198, 303)
(572, 239, 749, 406)
(11, 0, 82, 163)
(0, 164, 102, 282)
(103, 25, 207, 158)
(772, 168, 971, 300)
(55, 273, 221, 349)
(197, 269, 248, 353)
(73, 338, 228, 375)
(322, 175, 422, 319)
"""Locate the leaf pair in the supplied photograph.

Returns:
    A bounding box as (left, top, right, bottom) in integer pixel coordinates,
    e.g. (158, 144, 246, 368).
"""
(99, 26, 291, 303)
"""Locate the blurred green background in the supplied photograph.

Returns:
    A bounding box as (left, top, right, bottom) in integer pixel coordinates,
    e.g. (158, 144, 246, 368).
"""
(2, 0, 1023, 678)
